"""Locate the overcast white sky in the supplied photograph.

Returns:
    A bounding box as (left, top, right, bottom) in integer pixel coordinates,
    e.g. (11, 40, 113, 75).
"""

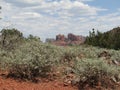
(0, 0, 120, 41)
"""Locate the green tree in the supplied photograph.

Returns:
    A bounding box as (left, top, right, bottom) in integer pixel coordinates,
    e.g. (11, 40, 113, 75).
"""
(0, 28, 24, 50)
(85, 27, 120, 50)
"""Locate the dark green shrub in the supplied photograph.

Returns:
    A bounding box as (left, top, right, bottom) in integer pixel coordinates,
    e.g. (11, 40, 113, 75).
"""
(0, 28, 24, 50)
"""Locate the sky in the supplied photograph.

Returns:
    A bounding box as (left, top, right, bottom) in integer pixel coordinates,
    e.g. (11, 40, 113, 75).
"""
(0, 0, 120, 41)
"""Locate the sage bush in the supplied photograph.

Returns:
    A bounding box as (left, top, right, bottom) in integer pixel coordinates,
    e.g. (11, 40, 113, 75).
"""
(74, 58, 120, 89)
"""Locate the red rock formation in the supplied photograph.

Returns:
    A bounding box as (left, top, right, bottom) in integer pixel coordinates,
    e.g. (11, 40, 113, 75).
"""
(68, 33, 76, 41)
(46, 33, 86, 46)
(67, 33, 83, 41)
(56, 34, 66, 41)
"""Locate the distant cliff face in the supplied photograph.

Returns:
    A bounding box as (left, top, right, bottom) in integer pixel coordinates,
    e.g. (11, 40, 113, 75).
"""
(68, 33, 86, 45)
(46, 33, 86, 46)
(67, 33, 85, 41)
(56, 34, 66, 41)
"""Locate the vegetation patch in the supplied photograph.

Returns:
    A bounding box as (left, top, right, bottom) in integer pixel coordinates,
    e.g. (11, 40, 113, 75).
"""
(74, 58, 120, 89)
(0, 29, 120, 90)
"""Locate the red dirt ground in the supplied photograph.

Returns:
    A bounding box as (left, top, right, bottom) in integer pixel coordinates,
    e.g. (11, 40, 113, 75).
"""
(0, 76, 78, 90)
(0, 71, 120, 90)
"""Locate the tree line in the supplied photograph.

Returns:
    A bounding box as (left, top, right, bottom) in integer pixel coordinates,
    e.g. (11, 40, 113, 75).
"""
(85, 27, 120, 50)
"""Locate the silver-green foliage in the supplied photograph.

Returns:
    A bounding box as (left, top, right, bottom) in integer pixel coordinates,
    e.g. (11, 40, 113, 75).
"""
(0, 40, 64, 79)
(74, 58, 120, 87)
(0, 39, 120, 82)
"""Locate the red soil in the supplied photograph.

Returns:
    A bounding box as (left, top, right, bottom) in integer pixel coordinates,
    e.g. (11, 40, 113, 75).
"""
(0, 71, 120, 90)
(0, 76, 77, 90)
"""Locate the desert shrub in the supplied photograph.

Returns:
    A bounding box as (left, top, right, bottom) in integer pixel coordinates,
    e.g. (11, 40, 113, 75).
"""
(63, 48, 78, 62)
(62, 46, 90, 60)
(0, 49, 12, 70)
(109, 50, 120, 62)
(6, 40, 64, 80)
(73, 58, 120, 89)
(61, 45, 112, 65)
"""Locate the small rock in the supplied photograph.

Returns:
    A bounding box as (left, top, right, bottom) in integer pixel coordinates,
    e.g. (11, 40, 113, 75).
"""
(115, 74, 120, 82)
(71, 77, 80, 85)
(64, 83, 69, 86)
(66, 74, 74, 78)
(63, 79, 72, 86)
(53, 71, 60, 77)
(112, 60, 120, 65)
(112, 76, 117, 83)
